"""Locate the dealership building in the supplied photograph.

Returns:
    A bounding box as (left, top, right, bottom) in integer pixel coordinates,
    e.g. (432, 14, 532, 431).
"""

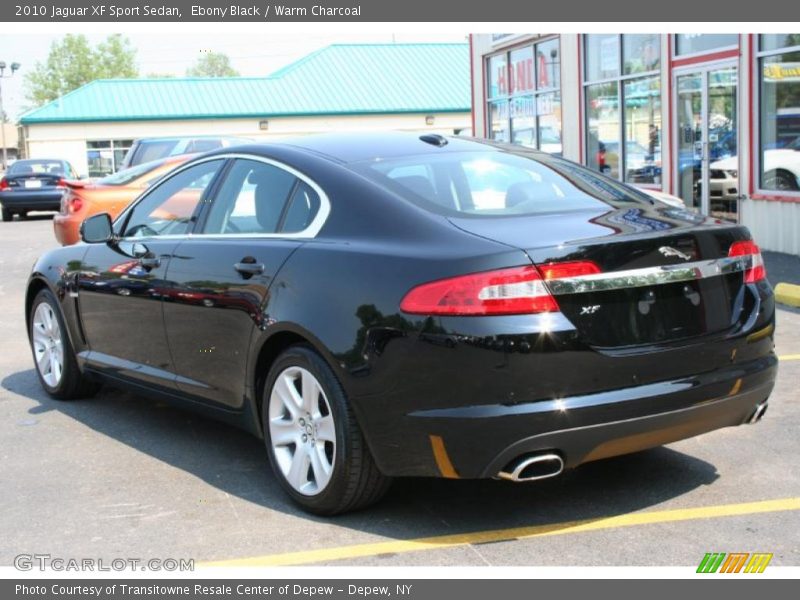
(18, 43, 469, 177)
(470, 34, 800, 254)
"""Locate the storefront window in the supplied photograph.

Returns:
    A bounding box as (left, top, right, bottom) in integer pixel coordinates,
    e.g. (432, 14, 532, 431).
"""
(485, 37, 561, 153)
(86, 139, 133, 177)
(623, 76, 662, 184)
(536, 38, 560, 90)
(509, 47, 534, 95)
(758, 35, 800, 192)
(487, 54, 508, 98)
(586, 82, 620, 179)
(488, 101, 510, 142)
(623, 34, 660, 75)
(761, 34, 800, 52)
(585, 34, 619, 81)
(675, 34, 738, 56)
(584, 35, 662, 185)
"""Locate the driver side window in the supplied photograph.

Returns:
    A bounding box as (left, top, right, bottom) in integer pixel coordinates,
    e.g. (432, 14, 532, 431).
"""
(122, 160, 223, 238)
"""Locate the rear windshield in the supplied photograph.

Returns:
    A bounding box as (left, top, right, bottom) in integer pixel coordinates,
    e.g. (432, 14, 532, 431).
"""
(354, 150, 654, 217)
(8, 160, 65, 176)
(97, 160, 163, 186)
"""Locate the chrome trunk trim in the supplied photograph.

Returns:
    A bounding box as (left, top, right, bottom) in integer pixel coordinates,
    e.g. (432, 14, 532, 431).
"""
(545, 255, 752, 296)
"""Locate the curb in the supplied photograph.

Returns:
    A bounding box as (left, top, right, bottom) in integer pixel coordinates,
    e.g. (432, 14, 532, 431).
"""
(775, 282, 800, 308)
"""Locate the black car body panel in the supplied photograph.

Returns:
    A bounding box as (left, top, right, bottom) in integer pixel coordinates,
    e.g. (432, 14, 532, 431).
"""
(26, 133, 777, 482)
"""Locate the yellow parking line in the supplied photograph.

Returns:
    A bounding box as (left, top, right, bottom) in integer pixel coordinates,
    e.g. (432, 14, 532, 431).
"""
(203, 497, 800, 567)
(779, 354, 800, 361)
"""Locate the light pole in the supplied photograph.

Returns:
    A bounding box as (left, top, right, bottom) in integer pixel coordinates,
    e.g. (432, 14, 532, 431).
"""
(0, 61, 21, 171)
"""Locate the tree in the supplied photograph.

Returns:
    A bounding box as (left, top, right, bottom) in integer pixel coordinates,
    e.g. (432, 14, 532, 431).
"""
(25, 34, 138, 107)
(186, 52, 239, 78)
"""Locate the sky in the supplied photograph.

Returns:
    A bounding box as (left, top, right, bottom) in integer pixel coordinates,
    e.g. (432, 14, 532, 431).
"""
(0, 32, 467, 121)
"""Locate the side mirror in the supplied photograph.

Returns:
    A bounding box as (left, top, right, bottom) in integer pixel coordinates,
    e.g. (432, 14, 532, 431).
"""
(80, 213, 114, 244)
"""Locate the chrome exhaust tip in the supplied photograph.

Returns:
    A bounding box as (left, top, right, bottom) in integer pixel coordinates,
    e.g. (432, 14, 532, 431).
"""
(498, 453, 564, 482)
(748, 402, 768, 424)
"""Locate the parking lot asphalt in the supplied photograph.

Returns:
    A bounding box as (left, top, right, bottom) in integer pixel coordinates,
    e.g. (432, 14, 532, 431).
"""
(1, 214, 799, 568)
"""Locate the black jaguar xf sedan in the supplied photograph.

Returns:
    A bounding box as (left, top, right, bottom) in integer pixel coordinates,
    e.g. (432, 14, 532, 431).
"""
(26, 133, 777, 514)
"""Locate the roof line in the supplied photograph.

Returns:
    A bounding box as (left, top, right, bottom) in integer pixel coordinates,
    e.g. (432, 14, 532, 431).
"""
(20, 108, 470, 125)
(18, 79, 103, 120)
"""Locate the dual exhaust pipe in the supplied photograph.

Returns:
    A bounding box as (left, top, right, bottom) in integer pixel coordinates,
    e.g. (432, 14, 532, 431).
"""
(499, 402, 768, 482)
(498, 452, 564, 482)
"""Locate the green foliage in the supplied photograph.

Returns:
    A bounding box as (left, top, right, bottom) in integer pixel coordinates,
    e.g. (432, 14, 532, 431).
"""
(25, 34, 138, 107)
(186, 52, 239, 78)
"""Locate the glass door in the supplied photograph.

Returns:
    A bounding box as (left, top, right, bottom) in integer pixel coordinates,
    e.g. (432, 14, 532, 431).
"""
(675, 64, 738, 220)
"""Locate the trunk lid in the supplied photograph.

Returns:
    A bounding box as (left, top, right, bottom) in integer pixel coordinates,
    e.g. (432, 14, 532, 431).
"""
(449, 205, 755, 348)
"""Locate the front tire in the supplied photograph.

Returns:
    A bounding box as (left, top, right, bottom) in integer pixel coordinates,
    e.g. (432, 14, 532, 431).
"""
(29, 289, 100, 400)
(262, 345, 391, 515)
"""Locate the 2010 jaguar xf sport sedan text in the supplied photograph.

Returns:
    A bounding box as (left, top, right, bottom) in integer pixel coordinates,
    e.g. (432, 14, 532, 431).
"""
(26, 133, 777, 514)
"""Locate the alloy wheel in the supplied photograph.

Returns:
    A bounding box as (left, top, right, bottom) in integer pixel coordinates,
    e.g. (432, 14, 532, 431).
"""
(268, 366, 336, 496)
(32, 302, 64, 388)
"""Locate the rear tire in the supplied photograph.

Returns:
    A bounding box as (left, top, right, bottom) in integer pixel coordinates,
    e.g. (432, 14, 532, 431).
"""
(262, 345, 391, 515)
(1, 207, 11, 222)
(29, 289, 100, 400)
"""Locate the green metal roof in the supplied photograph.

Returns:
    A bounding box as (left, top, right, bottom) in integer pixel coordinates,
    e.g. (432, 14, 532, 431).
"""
(20, 43, 470, 124)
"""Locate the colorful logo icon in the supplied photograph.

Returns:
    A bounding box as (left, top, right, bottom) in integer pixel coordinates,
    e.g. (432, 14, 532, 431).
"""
(697, 552, 773, 573)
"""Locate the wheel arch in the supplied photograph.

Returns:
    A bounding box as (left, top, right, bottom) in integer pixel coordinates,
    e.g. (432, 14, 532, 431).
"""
(250, 325, 345, 436)
(25, 276, 54, 339)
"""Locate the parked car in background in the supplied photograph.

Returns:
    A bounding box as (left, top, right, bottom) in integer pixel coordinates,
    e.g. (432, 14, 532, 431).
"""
(54, 155, 192, 245)
(120, 136, 251, 170)
(0, 159, 80, 222)
(26, 133, 776, 514)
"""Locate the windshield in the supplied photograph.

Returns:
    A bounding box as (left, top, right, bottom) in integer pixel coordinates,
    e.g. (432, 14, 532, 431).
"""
(354, 150, 653, 217)
(97, 160, 163, 186)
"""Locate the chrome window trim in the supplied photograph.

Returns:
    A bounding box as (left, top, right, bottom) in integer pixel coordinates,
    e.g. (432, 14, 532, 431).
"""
(545, 255, 752, 296)
(113, 153, 332, 242)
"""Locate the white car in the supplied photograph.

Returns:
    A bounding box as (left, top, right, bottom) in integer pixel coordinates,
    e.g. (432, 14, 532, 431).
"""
(712, 137, 800, 193)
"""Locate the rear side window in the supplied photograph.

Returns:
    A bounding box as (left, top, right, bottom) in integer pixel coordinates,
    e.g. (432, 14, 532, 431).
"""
(203, 159, 323, 235)
(355, 151, 653, 217)
(282, 182, 321, 233)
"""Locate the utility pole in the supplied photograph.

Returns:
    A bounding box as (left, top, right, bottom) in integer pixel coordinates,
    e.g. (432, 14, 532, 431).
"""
(0, 61, 22, 171)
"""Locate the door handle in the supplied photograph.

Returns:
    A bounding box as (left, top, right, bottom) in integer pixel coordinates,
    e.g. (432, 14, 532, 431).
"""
(234, 257, 265, 277)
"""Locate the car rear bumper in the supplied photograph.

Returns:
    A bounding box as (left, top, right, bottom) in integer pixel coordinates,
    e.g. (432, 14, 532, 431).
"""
(352, 348, 777, 479)
(0, 190, 64, 211)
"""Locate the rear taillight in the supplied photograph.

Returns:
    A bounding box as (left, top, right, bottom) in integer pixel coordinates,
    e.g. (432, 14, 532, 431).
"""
(400, 261, 601, 316)
(728, 240, 766, 284)
(0, 177, 8, 191)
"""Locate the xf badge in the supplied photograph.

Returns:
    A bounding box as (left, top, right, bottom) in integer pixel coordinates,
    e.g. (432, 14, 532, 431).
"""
(580, 305, 601, 315)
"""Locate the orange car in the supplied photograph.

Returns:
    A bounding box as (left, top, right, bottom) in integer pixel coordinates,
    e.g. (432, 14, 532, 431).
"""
(54, 155, 192, 245)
